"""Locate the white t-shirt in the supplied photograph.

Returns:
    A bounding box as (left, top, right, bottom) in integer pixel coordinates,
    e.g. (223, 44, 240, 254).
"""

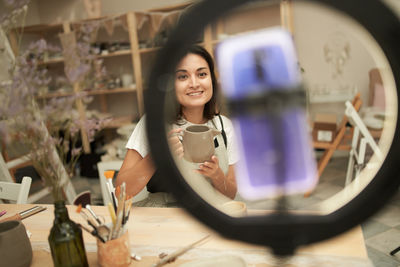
(126, 114, 239, 165)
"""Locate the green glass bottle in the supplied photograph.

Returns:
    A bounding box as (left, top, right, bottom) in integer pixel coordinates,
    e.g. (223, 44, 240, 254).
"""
(48, 200, 89, 267)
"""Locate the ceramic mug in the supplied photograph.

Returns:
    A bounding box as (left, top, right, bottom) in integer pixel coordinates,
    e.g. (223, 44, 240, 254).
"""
(182, 125, 220, 163)
(218, 201, 247, 217)
(0, 220, 33, 267)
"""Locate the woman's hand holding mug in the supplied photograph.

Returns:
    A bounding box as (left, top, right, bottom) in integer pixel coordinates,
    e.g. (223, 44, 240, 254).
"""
(168, 128, 184, 158)
(197, 155, 222, 179)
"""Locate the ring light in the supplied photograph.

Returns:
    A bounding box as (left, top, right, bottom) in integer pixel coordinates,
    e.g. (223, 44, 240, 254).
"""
(145, 0, 400, 255)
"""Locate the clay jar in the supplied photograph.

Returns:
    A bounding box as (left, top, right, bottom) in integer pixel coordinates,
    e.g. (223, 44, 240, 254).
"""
(182, 125, 220, 163)
(0, 220, 33, 267)
(97, 230, 131, 267)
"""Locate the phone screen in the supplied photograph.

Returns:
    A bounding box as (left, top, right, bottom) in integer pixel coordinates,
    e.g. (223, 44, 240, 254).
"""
(216, 28, 317, 199)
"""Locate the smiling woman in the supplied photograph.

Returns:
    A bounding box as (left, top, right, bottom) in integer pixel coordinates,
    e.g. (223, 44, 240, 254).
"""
(174, 53, 214, 116)
(115, 45, 239, 206)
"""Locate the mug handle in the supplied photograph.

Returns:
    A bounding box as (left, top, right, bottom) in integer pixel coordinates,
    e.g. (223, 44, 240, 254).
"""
(177, 130, 184, 142)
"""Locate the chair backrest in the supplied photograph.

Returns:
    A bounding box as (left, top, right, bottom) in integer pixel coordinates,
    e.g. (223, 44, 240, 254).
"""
(0, 176, 32, 204)
(97, 160, 149, 206)
(0, 152, 16, 183)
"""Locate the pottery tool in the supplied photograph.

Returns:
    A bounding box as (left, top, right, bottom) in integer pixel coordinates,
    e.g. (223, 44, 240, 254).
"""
(78, 223, 106, 243)
(105, 182, 117, 212)
(107, 202, 117, 226)
(123, 195, 133, 225)
(131, 252, 142, 261)
(107, 202, 117, 240)
(76, 204, 98, 229)
(0, 206, 47, 222)
(96, 224, 111, 242)
(76, 205, 111, 242)
(85, 204, 102, 225)
(119, 185, 126, 225)
(118, 183, 126, 235)
(123, 196, 133, 224)
(152, 235, 211, 267)
(112, 183, 126, 239)
(104, 170, 118, 210)
(0, 210, 6, 217)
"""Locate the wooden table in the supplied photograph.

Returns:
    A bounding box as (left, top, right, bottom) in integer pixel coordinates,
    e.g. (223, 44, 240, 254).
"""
(0, 204, 372, 266)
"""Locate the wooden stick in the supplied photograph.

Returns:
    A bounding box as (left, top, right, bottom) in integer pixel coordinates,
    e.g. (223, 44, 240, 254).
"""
(152, 235, 211, 267)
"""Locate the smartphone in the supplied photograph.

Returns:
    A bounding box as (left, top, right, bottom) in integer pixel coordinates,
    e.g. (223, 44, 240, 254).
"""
(216, 28, 317, 200)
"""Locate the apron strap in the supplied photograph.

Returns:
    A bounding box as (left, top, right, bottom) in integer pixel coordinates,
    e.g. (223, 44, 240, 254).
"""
(217, 115, 227, 148)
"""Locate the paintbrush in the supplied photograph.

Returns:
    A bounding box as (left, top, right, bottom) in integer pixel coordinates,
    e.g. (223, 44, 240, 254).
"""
(0, 206, 47, 222)
(76, 204, 98, 229)
(106, 182, 118, 212)
(123, 195, 133, 225)
(112, 184, 126, 239)
(152, 235, 211, 267)
(107, 202, 117, 240)
(105, 170, 118, 211)
(85, 204, 102, 225)
(78, 223, 106, 243)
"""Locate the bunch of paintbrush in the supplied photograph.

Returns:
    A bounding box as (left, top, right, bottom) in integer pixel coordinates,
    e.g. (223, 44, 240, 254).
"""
(76, 182, 133, 243)
(76, 204, 107, 243)
(108, 182, 134, 240)
(104, 171, 134, 238)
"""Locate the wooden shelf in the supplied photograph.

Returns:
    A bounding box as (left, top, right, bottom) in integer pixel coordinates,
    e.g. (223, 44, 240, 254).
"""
(37, 87, 136, 99)
(139, 41, 208, 54)
(97, 49, 132, 58)
(139, 47, 161, 54)
(38, 49, 133, 65)
(85, 87, 137, 95)
(104, 115, 134, 129)
(13, 23, 63, 34)
(11, 3, 202, 153)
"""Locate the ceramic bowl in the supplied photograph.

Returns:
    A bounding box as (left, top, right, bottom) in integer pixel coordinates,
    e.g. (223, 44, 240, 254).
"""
(218, 201, 247, 217)
(0, 220, 32, 267)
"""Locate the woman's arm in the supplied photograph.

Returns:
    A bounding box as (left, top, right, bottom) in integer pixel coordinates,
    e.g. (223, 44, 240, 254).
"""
(116, 128, 183, 197)
(197, 156, 237, 199)
(115, 149, 156, 197)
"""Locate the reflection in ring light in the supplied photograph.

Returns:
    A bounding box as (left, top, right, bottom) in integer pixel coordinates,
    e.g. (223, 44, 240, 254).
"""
(307, 2, 397, 214)
(164, 1, 398, 217)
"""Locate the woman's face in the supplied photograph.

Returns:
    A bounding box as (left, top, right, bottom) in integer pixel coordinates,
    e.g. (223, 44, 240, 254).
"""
(175, 53, 213, 110)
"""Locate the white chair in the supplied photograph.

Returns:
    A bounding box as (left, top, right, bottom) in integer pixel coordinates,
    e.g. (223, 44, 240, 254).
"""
(0, 176, 32, 204)
(97, 160, 149, 206)
(344, 101, 383, 185)
(0, 152, 76, 204)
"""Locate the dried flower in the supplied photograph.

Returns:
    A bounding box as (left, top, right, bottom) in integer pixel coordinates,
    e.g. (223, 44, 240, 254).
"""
(0, 0, 30, 32)
(0, 35, 110, 202)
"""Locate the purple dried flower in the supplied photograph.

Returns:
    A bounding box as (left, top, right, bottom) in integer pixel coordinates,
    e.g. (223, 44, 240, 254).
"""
(65, 63, 90, 83)
(1, 22, 110, 201)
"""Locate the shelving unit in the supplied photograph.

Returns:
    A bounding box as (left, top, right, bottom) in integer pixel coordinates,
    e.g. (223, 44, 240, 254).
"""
(36, 87, 137, 99)
(8, 4, 191, 153)
(8, 1, 290, 155)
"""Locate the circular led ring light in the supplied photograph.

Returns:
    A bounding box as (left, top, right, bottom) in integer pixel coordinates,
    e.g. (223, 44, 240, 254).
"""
(145, 0, 400, 254)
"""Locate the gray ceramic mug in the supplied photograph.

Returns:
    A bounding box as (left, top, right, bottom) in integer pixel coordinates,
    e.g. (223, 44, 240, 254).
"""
(182, 125, 221, 163)
(0, 220, 33, 267)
